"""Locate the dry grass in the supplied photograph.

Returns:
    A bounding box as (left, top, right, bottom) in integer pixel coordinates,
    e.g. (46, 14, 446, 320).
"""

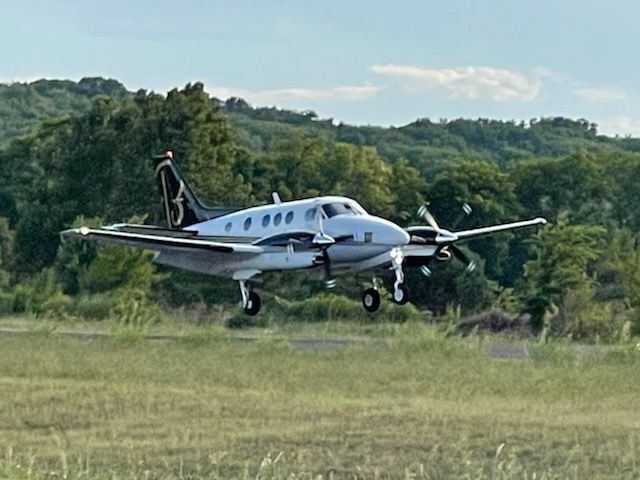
(0, 330, 639, 478)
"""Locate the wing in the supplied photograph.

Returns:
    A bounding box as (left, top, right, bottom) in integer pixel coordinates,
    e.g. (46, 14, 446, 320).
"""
(61, 226, 264, 255)
(454, 217, 547, 241)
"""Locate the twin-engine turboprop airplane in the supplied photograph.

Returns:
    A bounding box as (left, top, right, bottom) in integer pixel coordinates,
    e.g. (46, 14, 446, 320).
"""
(62, 151, 547, 315)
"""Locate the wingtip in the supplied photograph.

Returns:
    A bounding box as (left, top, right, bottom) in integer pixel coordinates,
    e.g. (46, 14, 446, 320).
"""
(60, 226, 91, 237)
(537, 217, 548, 225)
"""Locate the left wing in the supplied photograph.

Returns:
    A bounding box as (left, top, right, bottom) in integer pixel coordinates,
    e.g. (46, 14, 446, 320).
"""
(62, 226, 264, 255)
(453, 217, 547, 241)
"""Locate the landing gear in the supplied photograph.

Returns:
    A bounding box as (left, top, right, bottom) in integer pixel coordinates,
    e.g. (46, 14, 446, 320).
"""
(390, 247, 409, 305)
(362, 288, 381, 312)
(239, 280, 261, 316)
(392, 284, 409, 305)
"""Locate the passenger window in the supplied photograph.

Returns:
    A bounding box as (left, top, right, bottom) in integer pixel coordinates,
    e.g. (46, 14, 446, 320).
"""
(305, 208, 316, 222)
(244, 217, 252, 230)
(262, 214, 270, 227)
(285, 211, 294, 224)
(273, 212, 282, 226)
(225, 222, 232, 233)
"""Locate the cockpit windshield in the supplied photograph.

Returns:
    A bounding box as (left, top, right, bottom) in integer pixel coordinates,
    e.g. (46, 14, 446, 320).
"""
(322, 202, 365, 218)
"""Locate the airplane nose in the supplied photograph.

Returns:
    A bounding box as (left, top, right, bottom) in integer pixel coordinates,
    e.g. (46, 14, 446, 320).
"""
(374, 217, 410, 245)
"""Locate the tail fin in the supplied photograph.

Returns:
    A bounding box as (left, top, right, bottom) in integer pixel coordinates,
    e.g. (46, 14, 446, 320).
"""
(154, 151, 235, 229)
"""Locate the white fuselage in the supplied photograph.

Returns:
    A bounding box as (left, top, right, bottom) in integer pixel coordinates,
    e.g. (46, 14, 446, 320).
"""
(155, 196, 411, 277)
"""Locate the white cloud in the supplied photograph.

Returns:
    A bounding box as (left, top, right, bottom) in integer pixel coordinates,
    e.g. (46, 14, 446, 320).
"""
(369, 64, 540, 102)
(573, 86, 626, 102)
(597, 116, 640, 137)
(208, 84, 382, 104)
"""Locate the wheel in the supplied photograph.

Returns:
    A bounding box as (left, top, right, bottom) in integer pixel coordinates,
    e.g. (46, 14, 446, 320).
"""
(243, 291, 261, 316)
(362, 288, 381, 313)
(392, 284, 409, 305)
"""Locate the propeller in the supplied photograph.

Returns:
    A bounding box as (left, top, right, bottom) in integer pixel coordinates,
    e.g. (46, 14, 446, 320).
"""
(416, 204, 440, 230)
(420, 265, 432, 277)
(448, 244, 476, 272)
(314, 206, 336, 288)
(415, 202, 476, 273)
(451, 202, 472, 230)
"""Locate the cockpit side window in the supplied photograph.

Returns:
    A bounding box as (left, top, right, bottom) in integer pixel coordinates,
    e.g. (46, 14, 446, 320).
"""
(322, 202, 359, 218)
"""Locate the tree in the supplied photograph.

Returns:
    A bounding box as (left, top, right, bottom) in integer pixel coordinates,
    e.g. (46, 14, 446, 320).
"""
(427, 161, 520, 282)
(521, 217, 605, 331)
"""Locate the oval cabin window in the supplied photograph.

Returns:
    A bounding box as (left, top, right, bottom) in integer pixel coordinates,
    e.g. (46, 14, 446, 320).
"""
(274, 213, 282, 226)
(244, 217, 252, 231)
(262, 214, 270, 227)
(285, 211, 294, 224)
(305, 208, 316, 222)
(225, 222, 232, 233)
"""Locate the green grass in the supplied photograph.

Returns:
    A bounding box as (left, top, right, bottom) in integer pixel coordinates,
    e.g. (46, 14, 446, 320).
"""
(0, 329, 639, 479)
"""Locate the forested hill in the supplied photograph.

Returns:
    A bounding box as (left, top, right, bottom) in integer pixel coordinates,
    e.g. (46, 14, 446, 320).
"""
(226, 100, 639, 177)
(2, 78, 639, 176)
(1, 78, 640, 340)
(0, 77, 129, 144)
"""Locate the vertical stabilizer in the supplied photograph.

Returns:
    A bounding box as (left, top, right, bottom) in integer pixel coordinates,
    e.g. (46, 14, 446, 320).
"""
(154, 151, 235, 229)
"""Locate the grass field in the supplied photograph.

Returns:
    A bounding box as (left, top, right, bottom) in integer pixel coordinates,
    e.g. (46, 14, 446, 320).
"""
(0, 324, 639, 479)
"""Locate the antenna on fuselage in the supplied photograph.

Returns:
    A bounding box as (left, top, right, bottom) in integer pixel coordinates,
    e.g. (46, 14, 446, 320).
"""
(272, 192, 282, 204)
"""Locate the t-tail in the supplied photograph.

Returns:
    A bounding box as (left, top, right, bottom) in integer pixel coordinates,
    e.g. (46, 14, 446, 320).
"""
(154, 151, 236, 229)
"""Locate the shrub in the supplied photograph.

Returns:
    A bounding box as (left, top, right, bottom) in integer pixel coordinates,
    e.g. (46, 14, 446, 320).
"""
(39, 292, 74, 319)
(71, 293, 115, 321)
(109, 292, 163, 345)
(273, 292, 425, 324)
(0, 291, 13, 315)
(12, 268, 64, 316)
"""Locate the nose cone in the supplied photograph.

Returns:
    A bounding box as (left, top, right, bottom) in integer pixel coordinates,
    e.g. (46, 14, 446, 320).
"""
(324, 216, 410, 246)
(370, 217, 411, 246)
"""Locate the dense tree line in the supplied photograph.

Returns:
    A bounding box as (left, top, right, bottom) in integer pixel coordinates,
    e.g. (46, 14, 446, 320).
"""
(0, 78, 639, 339)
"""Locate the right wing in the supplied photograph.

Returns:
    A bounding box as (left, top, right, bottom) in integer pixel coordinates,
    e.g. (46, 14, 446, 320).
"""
(61, 226, 264, 255)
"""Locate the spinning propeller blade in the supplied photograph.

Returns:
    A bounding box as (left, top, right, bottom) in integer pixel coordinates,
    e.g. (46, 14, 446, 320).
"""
(449, 244, 476, 272)
(417, 205, 440, 230)
(451, 202, 473, 230)
(316, 204, 336, 288)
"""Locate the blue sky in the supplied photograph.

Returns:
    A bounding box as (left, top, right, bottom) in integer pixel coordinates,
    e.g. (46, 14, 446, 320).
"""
(1, 0, 639, 136)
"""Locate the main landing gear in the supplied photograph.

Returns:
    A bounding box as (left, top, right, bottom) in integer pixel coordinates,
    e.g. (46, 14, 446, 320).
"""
(361, 251, 410, 313)
(239, 280, 261, 316)
(362, 288, 381, 312)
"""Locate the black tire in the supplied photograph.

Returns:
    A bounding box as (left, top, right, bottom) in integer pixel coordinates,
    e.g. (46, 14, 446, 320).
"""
(244, 291, 261, 316)
(362, 288, 381, 313)
(392, 284, 409, 305)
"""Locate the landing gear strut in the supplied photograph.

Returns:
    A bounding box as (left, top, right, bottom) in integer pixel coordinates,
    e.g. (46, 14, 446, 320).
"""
(239, 280, 261, 316)
(390, 248, 409, 305)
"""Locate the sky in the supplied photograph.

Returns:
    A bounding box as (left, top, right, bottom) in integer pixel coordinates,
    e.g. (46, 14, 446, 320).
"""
(1, 0, 639, 136)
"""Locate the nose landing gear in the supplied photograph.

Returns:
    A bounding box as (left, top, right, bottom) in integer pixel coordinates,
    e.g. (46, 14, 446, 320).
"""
(390, 247, 409, 305)
(392, 284, 409, 305)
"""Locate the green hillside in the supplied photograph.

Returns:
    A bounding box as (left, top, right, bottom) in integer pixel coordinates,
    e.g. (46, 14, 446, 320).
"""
(0, 77, 129, 144)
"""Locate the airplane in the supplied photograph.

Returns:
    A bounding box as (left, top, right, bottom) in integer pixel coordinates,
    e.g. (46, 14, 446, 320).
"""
(62, 151, 547, 315)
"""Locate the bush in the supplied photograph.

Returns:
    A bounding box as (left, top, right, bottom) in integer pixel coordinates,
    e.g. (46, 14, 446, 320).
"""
(71, 294, 115, 321)
(39, 292, 74, 319)
(275, 292, 425, 324)
(226, 312, 269, 329)
(108, 292, 163, 344)
(12, 268, 64, 316)
(0, 291, 13, 315)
